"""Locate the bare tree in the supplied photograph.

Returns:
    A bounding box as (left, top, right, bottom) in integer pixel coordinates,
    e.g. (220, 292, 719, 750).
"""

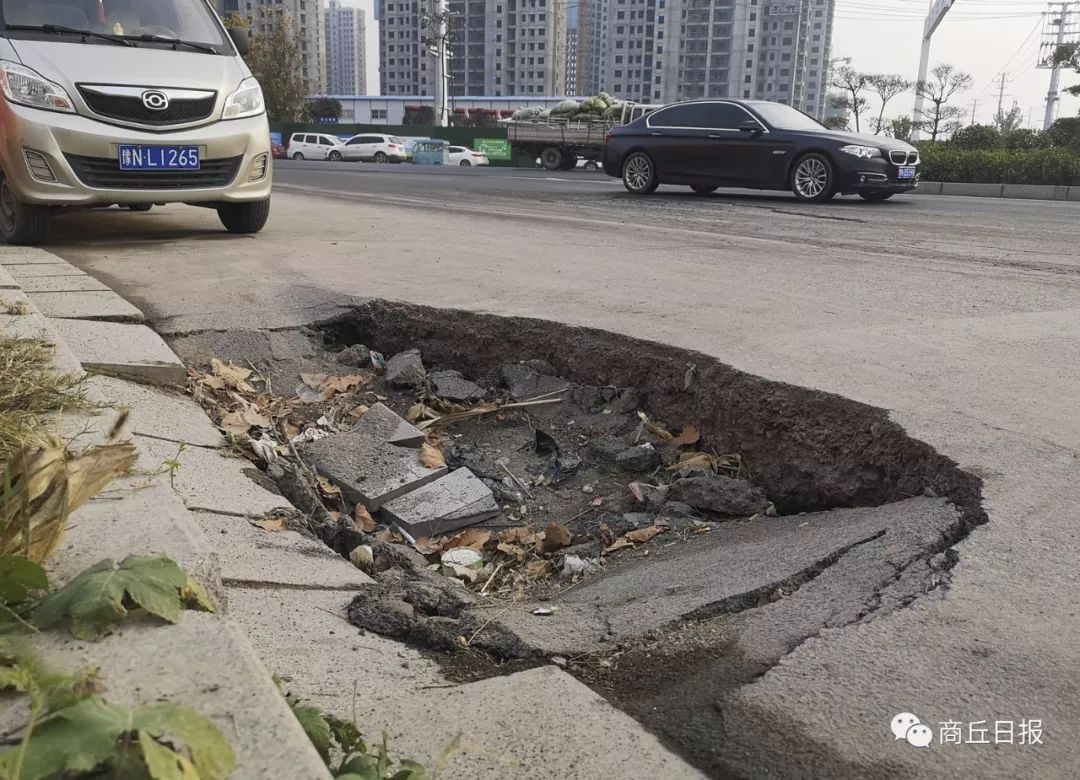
(916, 64, 973, 141)
(867, 74, 911, 134)
(829, 66, 870, 133)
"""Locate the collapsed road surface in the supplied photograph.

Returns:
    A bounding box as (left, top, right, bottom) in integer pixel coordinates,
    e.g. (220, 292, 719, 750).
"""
(45, 180, 1080, 778)
(168, 299, 981, 777)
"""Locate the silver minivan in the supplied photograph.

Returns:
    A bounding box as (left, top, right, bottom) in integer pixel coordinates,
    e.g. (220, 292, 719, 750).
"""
(0, 0, 271, 244)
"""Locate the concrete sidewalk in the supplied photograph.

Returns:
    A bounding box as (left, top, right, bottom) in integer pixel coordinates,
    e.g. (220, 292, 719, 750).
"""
(0, 245, 703, 779)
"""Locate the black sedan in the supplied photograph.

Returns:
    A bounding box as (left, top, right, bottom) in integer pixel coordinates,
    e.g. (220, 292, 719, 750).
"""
(602, 99, 920, 203)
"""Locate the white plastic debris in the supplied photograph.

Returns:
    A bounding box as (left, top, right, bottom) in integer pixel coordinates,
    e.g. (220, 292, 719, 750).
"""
(248, 436, 279, 464)
(441, 548, 483, 568)
(561, 555, 599, 579)
(531, 606, 558, 616)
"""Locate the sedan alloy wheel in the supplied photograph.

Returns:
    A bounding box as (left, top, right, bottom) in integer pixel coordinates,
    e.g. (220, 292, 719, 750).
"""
(792, 154, 835, 203)
(622, 152, 659, 195)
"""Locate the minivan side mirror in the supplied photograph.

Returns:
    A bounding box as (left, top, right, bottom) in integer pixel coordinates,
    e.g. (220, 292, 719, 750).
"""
(739, 120, 764, 136)
(228, 27, 250, 56)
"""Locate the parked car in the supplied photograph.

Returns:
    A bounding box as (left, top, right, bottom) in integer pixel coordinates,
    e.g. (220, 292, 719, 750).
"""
(602, 99, 920, 203)
(406, 139, 450, 165)
(271, 141, 287, 159)
(287, 133, 346, 161)
(447, 146, 489, 167)
(342, 134, 409, 163)
(0, 0, 272, 244)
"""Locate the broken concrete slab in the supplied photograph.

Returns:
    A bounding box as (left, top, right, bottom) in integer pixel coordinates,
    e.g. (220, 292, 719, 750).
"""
(384, 348, 426, 389)
(335, 343, 371, 367)
(132, 435, 293, 517)
(382, 468, 500, 539)
(18, 275, 110, 293)
(370, 666, 705, 779)
(300, 425, 448, 509)
(353, 402, 426, 447)
(48, 318, 187, 386)
(500, 361, 571, 400)
(29, 290, 144, 321)
(194, 510, 372, 589)
(0, 265, 17, 289)
(429, 369, 485, 402)
(19, 613, 332, 780)
(615, 442, 661, 472)
(484, 498, 958, 656)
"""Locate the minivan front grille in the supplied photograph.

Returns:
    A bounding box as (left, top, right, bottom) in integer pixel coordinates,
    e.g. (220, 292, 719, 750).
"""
(64, 154, 242, 190)
(78, 87, 217, 126)
(889, 150, 920, 165)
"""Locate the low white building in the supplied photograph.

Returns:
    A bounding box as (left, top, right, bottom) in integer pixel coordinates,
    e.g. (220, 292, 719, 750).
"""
(315, 95, 585, 124)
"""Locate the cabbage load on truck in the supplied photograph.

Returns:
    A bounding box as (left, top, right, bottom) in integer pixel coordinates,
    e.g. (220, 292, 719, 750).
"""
(504, 95, 660, 171)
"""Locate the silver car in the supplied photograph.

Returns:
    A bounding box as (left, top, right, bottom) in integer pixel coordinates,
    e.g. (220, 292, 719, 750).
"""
(0, 0, 272, 244)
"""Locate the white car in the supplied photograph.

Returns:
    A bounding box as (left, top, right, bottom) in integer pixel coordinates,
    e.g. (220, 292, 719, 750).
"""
(341, 134, 409, 163)
(287, 133, 346, 161)
(448, 146, 490, 167)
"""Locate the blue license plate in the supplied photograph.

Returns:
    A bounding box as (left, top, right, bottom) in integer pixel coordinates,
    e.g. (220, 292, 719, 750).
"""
(897, 166, 916, 179)
(118, 145, 200, 171)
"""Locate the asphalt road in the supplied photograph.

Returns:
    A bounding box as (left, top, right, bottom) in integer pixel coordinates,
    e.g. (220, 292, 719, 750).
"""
(44, 163, 1080, 778)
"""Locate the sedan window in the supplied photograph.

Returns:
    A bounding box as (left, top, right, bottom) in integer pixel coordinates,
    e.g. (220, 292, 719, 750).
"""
(649, 103, 716, 128)
(705, 103, 760, 130)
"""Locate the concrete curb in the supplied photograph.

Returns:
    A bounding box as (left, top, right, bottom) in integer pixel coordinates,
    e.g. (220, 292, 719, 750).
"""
(914, 180, 1080, 202)
(0, 247, 333, 779)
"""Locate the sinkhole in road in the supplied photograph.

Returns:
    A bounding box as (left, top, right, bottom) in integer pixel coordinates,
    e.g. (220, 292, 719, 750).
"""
(312, 299, 986, 779)
(177, 298, 985, 779)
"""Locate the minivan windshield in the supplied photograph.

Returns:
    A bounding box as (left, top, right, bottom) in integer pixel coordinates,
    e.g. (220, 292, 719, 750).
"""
(750, 102, 827, 132)
(2, 0, 229, 49)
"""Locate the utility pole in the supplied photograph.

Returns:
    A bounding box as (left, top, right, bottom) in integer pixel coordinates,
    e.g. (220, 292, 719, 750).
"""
(969, 99, 978, 125)
(1040, 2, 1077, 129)
(994, 72, 1011, 117)
(423, 0, 451, 127)
(912, 0, 957, 141)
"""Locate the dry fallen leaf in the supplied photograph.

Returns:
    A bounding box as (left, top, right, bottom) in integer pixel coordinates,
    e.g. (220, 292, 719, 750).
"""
(603, 537, 635, 555)
(353, 504, 376, 533)
(441, 528, 492, 551)
(251, 518, 284, 532)
(348, 404, 370, 419)
(525, 560, 554, 579)
(211, 358, 255, 393)
(316, 476, 341, 497)
(669, 452, 714, 472)
(413, 537, 442, 555)
(300, 373, 330, 390)
(496, 527, 537, 546)
(376, 529, 401, 543)
(670, 423, 702, 448)
(626, 525, 665, 544)
(420, 442, 447, 469)
(220, 406, 271, 435)
(496, 542, 527, 561)
(540, 522, 573, 554)
(199, 374, 226, 391)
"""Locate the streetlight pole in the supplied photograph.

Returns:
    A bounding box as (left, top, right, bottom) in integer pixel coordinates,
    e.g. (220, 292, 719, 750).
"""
(911, 0, 956, 141)
(1043, 2, 1076, 129)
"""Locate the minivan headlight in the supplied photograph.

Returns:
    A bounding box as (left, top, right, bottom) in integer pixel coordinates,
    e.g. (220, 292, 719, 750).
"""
(840, 144, 880, 159)
(0, 61, 74, 113)
(223, 77, 265, 120)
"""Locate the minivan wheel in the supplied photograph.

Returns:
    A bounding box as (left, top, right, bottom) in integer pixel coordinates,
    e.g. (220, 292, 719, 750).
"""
(374, 152, 388, 164)
(622, 152, 659, 195)
(459, 160, 472, 167)
(791, 153, 836, 203)
(0, 177, 48, 245)
(292, 152, 305, 160)
(328, 150, 343, 162)
(583, 160, 599, 172)
(691, 185, 719, 195)
(217, 199, 270, 234)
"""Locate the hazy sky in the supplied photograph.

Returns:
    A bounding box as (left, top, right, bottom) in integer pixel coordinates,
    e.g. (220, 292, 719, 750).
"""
(338, 0, 1080, 127)
(833, 0, 1079, 128)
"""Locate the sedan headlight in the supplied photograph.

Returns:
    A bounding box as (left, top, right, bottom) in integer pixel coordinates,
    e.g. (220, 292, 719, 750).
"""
(223, 77, 265, 120)
(0, 61, 74, 113)
(839, 144, 881, 159)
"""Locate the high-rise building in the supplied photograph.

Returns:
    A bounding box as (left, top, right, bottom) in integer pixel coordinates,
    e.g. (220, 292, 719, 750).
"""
(326, 0, 368, 94)
(598, 0, 833, 115)
(565, 4, 580, 95)
(222, 0, 327, 93)
(380, 0, 566, 97)
(377, 0, 431, 95)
